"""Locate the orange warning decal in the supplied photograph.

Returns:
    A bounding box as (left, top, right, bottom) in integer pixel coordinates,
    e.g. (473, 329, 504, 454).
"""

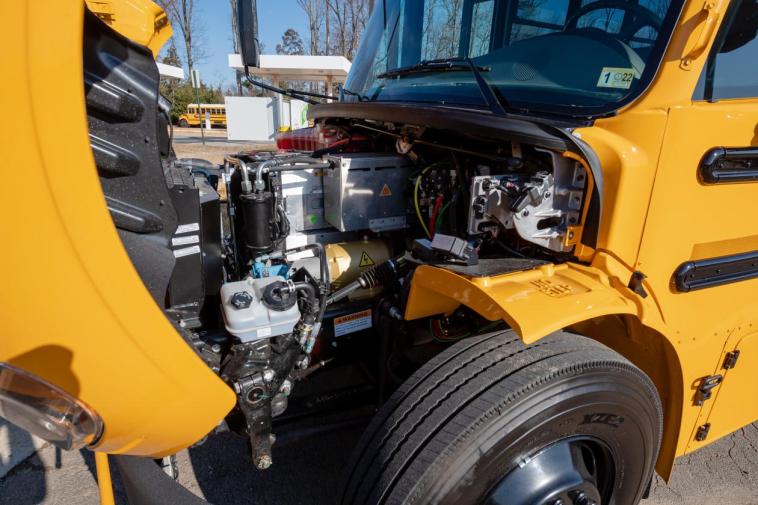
(380, 184, 392, 197)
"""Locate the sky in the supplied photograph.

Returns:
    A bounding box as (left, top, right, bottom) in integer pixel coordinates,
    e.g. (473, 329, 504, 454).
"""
(163, 0, 310, 88)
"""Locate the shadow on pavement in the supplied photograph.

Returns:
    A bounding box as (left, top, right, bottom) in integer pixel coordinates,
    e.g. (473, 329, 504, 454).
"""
(189, 425, 365, 505)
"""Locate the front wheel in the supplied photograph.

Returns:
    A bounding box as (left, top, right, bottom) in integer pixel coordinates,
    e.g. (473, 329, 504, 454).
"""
(341, 330, 662, 505)
(178, 118, 189, 128)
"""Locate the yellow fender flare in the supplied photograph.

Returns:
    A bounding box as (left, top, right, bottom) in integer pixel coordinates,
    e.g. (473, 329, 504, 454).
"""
(405, 262, 639, 344)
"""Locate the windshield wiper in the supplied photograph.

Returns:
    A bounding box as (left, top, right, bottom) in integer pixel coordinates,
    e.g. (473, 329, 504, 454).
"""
(377, 57, 488, 78)
(377, 57, 510, 116)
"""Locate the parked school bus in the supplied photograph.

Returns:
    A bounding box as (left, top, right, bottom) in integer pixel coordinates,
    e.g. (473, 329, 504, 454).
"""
(178, 103, 227, 128)
(2, 0, 757, 504)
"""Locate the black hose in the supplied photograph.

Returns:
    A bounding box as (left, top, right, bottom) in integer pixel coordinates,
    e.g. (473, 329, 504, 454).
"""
(286, 243, 329, 323)
(292, 282, 318, 316)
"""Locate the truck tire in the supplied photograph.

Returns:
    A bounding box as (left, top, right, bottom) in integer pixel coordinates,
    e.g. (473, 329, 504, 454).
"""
(340, 330, 662, 505)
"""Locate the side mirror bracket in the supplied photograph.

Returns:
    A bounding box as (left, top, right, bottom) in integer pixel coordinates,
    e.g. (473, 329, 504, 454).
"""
(237, 0, 260, 69)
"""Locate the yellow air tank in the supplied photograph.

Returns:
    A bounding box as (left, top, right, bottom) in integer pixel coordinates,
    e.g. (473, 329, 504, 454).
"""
(325, 239, 391, 300)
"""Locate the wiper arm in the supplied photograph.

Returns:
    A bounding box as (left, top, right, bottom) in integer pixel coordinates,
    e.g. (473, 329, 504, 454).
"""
(377, 57, 489, 78)
(377, 57, 509, 116)
(340, 86, 370, 102)
(460, 57, 509, 117)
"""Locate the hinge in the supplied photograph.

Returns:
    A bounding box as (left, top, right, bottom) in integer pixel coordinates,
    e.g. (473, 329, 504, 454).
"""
(695, 423, 711, 441)
(694, 374, 722, 406)
(628, 271, 648, 298)
(723, 350, 740, 370)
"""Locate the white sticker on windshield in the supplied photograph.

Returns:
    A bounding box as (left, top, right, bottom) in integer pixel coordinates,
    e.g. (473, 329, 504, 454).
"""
(596, 67, 635, 89)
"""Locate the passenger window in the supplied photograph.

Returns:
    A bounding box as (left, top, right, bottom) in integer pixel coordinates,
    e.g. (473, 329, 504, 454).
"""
(468, 0, 495, 57)
(694, 0, 758, 100)
(510, 0, 569, 43)
(421, 1, 464, 60)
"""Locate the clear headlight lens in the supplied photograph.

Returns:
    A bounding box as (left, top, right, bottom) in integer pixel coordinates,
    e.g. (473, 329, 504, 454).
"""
(0, 363, 103, 450)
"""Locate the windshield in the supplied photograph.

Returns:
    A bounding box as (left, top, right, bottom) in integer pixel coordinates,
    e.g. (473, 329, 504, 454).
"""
(344, 0, 683, 117)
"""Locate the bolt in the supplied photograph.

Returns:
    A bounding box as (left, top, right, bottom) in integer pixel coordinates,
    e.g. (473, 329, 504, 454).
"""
(211, 344, 221, 353)
(550, 500, 564, 505)
(245, 386, 266, 404)
(255, 454, 272, 470)
(568, 231, 575, 240)
(262, 368, 275, 382)
(522, 209, 530, 217)
(571, 491, 592, 505)
(279, 379, 293, 396)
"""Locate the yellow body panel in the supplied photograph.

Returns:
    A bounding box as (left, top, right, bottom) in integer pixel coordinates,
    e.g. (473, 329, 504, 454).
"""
(406, 0, 758, 477)
(0, 1, 235, 456)
(84, 0, 171, 56)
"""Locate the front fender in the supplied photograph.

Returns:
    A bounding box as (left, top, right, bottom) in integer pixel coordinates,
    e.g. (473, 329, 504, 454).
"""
(405, 262, 638, 344)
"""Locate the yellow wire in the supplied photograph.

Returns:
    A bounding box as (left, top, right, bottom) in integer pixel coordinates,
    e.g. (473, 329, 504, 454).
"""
(414, 165, 435, 239)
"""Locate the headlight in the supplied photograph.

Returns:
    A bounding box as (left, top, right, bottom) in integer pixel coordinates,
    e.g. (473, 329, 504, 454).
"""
(0, 363, 103, 450)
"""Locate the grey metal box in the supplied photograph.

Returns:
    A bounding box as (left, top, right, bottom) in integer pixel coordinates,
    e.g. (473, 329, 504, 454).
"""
(324, 153, 410, 232)
(280, 168, 327, 232)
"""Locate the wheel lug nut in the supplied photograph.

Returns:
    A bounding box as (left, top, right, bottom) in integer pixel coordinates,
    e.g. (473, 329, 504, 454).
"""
(571, 491, 589, 505)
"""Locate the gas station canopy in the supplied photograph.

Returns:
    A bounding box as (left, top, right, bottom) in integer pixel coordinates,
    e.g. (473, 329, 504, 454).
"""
(228, 54, 352, 84)
(157, 62, 184, 80)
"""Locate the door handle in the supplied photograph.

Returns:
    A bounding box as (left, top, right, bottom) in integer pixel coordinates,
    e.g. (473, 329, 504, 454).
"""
(681, 0, 722, 70)
(699, 147, 758, 184)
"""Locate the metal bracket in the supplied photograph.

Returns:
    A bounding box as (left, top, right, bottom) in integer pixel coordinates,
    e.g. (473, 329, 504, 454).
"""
(695, 423, 712, 441)
(628, 270, 648, 298)
(694, 374, 723, 406)
(723, 350, 740, 370)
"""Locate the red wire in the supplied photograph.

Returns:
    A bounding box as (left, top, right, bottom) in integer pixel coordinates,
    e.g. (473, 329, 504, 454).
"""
(429, 195, 444, 236)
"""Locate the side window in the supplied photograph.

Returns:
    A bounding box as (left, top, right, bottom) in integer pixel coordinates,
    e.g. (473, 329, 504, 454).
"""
(468, 0, 495, 57)
(510, 0, 569, 44)
(420, 1, 464, 60)
(694, 0, 758, 100)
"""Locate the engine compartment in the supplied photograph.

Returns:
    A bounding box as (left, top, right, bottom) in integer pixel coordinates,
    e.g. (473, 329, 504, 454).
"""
(81, 17, 593, 463)
(203, 118, 593, 468)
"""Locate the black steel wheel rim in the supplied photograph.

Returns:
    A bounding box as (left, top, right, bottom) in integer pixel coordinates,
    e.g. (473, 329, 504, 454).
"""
(483, 436, 615, 505)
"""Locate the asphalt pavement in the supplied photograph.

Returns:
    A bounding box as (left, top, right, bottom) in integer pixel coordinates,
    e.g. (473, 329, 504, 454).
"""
(1, 420, 756, 505)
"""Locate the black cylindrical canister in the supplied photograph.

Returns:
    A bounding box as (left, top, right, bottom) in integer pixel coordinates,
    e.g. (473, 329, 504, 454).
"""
(240, 191, 274, 254)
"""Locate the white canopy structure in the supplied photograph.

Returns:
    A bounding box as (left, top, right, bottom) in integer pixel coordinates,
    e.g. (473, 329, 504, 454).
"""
(157, 62, 184, 80)
(227, 54, 352, 91)
(224, 54, 351, 142)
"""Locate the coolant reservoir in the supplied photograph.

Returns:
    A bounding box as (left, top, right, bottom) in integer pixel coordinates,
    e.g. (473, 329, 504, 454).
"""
(220, 276, 301, 342)
(325, 239, 391, 301)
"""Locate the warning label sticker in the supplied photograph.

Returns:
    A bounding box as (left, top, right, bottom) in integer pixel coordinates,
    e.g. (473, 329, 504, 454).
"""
(380, 184, 392, 197)
(333, 309, 372, 337)
(359, 251, 375, 267)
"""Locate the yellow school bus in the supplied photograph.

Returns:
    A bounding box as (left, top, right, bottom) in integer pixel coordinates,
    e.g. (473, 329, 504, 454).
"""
(177, 103, 226, 128)
(5, 1, 758, 505)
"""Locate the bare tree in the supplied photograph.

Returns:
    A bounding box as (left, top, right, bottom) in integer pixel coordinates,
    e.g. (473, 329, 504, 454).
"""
(229, 0, 240, 54)
(298, 0, 370, 59)
(157, 0, 206, 76)
(296, 0, 325, 55)
(228, 0, 244, 95)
